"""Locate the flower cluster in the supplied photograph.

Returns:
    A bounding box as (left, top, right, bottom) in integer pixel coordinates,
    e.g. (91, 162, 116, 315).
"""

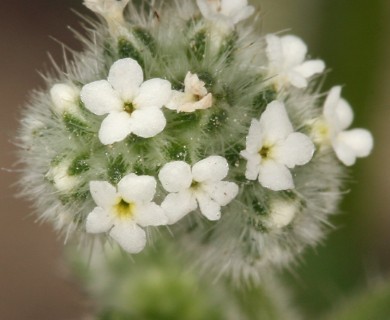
(86, 156, 238, 252)
(19, 0, 373, 278)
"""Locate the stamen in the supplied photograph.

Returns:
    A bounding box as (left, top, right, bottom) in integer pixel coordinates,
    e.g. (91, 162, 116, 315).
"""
(114, 198, 135, 219)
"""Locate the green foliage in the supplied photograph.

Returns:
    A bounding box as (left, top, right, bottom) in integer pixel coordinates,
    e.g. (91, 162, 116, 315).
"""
(205, 108, 228, 132)
(321, 279, 390, 320)
(107, 155, 128, 185)
(68, 154, 90, 176)
(219, 31, 238, 63)
(189, 29, 207, 60)
(69, 244, 298, 320)
(118, 38, 144, 67)
(133, 27, 157, 55)
(197, 71, 214, 89)
(62, 113, 90, 136)
(252, 89, 277, 113)
(166, 141, 191, 162)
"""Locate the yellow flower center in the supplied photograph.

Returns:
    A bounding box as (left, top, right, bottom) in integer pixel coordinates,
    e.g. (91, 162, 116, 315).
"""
(123, 102, 135, 114)
(312, 118, 332, 144)
(259, 144, 273, 160)
(190, 180, 201, 190)
(114, 198, 135, 219)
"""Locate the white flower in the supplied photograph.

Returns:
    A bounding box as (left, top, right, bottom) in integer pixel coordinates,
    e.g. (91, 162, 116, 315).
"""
(50, 83, 80, 115)
(240, 101, 315, 191)
(166, 72, 213, 112)
(266, 199, 297, 229)
(158, 156, 239, 224)
(84, 0, 129, 24)
(197, 0, 255, 28)
(80, 58, 172, 145)
(313, 86, 373, 166)
(86, 174, 168, 254)
(266, 34, 325, 89)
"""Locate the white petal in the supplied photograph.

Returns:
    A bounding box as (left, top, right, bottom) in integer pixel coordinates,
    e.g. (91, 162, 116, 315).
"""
(333, 129, 373, 166)
(231, 6, 255, 24)
(161, 191, 197, 224)
(110, 222, 146, 254)
(50, 83, 79, 114)
(178, 94, 213, 113)
(158, 161, 192, 193)
(89, 181, 118, 209)
(130, 108, 166, 138)
(280, 35, 307, 68)
(245, 119, 263, 153)
(86, 207, 113, 233)
(341, 129, 373, 157)
(81, 80, 123, 115)
(266, 34, 283, 66)
(108, 58, 143, 101)
(134, 202, 167, 227)
(221, 0, 248, 16)
(197, 0, 215, 20)
(332, 139, 356, 167)
(203, 181, 239, 206)
(323, 86, 342, 124)
(260, 101, 293, 143)
(287, 71, 308, 88)
(273, 132, 315, 168)
(165, 91, 184, 110)
(335, 98, 354, 130)
(221, 0, 254, 23)
(258, 160, 294, 191)
(294, 60, 325, 78)
(133, 79, 172, 109)
(118, 173, 157, 203)
(196, 192, 221, 221)
(192, 156, 229, 182)
(184, 72, 207, 97)
(241, 150, 261, 180)
(98, 112, 132, 145)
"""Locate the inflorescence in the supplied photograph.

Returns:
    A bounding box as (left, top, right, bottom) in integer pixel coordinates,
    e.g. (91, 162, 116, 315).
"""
(18, 0, 373, 282)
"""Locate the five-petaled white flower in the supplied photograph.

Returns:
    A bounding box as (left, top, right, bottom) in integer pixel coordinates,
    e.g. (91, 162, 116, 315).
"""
(50, 83, 80, 115)
(158, 156, 239, 224)
(240, 101, 315, 191)
(312, 86, 373, 166)
(196, 0, 255, 28)
(80, 58, 172, 145)
(266, 34, 325, 90)
(86, 174, 168, 254)
(84, 0, 129, 24)
(166, 72, 213, 112)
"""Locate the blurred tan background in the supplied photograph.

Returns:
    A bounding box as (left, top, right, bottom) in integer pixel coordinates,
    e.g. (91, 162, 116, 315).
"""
(0, 0, 389, 319)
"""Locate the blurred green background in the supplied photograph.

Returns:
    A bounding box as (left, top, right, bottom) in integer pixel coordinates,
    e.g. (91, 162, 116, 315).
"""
(0, 0, 388, 319)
